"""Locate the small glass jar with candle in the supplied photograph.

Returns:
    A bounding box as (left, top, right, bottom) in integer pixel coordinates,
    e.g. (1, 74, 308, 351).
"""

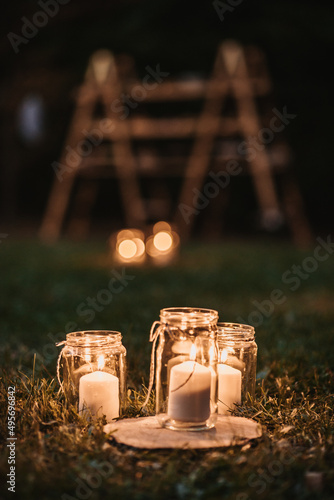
(217, 323, 257, 415)
(147, 307, 219, 431)
(57, 330, 127, 422)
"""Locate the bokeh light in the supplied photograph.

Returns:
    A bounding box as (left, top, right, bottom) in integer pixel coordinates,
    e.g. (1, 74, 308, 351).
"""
(118, 239, 137, 259)
(153, 231, 173, 252)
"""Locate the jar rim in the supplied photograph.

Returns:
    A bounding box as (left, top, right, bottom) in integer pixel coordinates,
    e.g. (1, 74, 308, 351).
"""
(160, 307, 218, 326)
(65, 330, 122, 347)
(217, 322, 255, 340)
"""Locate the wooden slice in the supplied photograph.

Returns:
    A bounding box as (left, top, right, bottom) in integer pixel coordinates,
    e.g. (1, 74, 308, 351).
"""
(104, 415, 262, 449)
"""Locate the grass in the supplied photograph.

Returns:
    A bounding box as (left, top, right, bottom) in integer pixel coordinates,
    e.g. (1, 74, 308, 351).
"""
(0, 237, 334, 500)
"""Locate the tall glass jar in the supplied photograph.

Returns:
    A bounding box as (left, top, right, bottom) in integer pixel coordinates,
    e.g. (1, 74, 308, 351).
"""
(150, 307, 219, 431)
(217, 322, 257, 415)
(57, 330, 127, 422)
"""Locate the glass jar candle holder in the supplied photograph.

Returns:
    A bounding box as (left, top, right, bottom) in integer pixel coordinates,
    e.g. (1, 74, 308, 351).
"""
(57, 330, 127, 422)
(217, 322, 257, 415)
(148, 307, 219, 431)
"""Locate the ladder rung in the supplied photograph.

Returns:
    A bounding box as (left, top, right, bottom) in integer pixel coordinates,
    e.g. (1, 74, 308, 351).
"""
(96, 117, 241, 140)
(70, 147, 289, 179)
(122, 78, 270, 102)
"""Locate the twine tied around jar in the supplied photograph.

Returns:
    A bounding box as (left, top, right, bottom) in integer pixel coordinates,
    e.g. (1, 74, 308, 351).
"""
(141, 321, 163, 409)
(142, 321, 188, 409)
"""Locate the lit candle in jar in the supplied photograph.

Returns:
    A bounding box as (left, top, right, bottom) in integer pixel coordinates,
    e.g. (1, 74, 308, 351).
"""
(217, 350, 241, 415)
(167, 339, 193, 384)
(79, 371, 119, 422)
(167, 345, 211, 423)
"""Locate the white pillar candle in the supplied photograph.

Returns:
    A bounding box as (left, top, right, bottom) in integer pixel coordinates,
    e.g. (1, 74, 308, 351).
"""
(217, 364, 242, 415)
(168, 360, 211, 422)
(79, 371, 119, 422)
(167, 355, 188, 385)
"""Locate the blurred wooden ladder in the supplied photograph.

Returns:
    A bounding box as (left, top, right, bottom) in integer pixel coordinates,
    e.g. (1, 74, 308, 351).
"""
(39, 50, 146, 242)
(174, 40, 311, 244)
(39, 41, 312, 245)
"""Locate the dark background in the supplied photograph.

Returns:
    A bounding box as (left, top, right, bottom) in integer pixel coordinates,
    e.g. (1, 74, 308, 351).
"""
(1, 0, 333, 238)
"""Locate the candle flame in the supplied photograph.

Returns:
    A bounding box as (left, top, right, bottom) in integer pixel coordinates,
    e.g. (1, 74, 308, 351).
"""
(97, 355, 105, 370)
(189, 344, 197, 361)
(220, 349, 228, 363)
